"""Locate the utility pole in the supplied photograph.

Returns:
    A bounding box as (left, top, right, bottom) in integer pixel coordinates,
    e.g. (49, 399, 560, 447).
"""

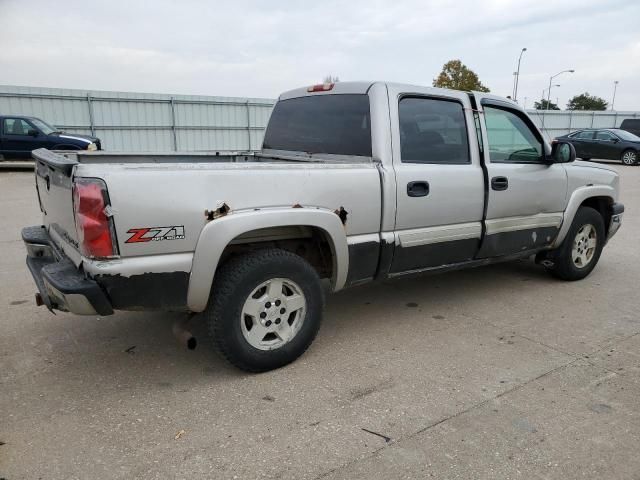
(611, 80, 619, 111)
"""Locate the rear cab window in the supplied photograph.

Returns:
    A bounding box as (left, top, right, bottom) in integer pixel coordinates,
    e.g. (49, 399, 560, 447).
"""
(262, 94, 371, 157)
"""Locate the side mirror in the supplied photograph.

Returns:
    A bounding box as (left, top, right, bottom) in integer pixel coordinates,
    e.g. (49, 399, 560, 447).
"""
(27, 129, 39, 137)
(550, 141, 575, 163)
(612, 138, 620, 143)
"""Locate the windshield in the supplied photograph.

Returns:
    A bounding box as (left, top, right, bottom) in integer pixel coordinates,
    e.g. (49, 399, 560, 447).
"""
(263, 94, 372, 157)
(614, 129, 640, 141)
(29, 118, 57, 135)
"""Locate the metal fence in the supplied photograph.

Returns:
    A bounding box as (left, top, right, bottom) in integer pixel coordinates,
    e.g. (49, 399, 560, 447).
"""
(1, 85, 639, 152)
(526, 109, 640, 140)
(0, 85, 275, 152)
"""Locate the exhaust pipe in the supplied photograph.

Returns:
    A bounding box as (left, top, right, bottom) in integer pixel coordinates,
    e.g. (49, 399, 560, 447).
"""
(172, 315, 197, 350)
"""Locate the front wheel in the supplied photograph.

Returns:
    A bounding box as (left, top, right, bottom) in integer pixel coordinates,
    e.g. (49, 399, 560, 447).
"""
(546, 206, 605, 281)
(206, 249, 324, 372)
(621, 149, 638, 166)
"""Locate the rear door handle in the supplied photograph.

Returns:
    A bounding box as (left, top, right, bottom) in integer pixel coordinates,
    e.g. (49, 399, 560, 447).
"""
(491, 176, 509, 191)
(407, 181, 429, 197)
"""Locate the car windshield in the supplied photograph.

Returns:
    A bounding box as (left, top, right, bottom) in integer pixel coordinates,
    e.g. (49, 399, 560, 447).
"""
(614, 129, 640, 141)
(29, 118, 58, 135)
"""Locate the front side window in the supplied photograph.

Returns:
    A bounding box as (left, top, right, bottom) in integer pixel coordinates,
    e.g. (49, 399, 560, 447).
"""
(2, 118, 32, 136)
(484, 106, 543, 163)
(595, 131, 615, 141)
(399, 97, 470, 164)
(29, 118, 56, 135)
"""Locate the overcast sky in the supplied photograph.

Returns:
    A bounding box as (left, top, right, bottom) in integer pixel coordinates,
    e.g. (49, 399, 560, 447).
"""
(1, 0, 639, 110)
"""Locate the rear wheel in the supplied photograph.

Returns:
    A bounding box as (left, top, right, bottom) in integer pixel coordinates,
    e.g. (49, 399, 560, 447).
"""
(621, 149, 638, 166)
(205, 249, 324, 372)
(546, 206, 605, 281)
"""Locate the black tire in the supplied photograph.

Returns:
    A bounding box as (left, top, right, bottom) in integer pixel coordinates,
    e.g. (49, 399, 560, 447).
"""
(206, 249, 324, 372)
(546, 206, 605, 281)
(621, 149, 638, 166)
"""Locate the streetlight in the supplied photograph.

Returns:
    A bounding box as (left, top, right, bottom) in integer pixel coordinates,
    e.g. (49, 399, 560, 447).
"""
(513, 47, 527, 102)
(611, 80, 619, 111)
(542, 85, 561, 108)
(547, 69, 574, 109)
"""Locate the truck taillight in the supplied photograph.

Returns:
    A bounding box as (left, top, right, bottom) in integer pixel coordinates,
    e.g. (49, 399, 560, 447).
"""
(72, 178, 118, 258)
(307, 83, 334, 92)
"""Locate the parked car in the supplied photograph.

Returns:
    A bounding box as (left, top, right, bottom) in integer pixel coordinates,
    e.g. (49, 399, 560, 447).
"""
(619, 119, 640, 137)
(0, 115, 100, 160)
(555, 128, 640, 165)
(23, 81, 623, 372)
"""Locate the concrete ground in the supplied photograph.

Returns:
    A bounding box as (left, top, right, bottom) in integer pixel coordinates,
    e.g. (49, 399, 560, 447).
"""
(1, 162, 639, 479)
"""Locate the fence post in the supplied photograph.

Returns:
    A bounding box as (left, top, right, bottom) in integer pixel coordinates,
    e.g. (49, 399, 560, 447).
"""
(568, 110, 572, 133)
(590, 111, 595, 128)
(86, 93, 95, 136)
(245, 100, 251, 151)
(169, 97, 178, 151)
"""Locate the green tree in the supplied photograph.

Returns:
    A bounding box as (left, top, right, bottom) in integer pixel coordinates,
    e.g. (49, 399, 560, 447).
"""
(433, 60, 490, 92)
(534, 99, 560, 110)
(566, 92, 607, 111)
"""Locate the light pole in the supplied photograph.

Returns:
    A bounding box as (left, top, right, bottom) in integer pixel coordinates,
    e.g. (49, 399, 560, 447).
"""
(611, 80, 619, 111)
(547, 69, 574, 109)
(542, 85, 560, 108)
(513, 47, 527, 102)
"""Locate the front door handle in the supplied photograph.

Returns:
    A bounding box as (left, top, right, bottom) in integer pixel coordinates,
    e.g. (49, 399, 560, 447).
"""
(491, 176, 509, 191)
(407, 181, 429, 197)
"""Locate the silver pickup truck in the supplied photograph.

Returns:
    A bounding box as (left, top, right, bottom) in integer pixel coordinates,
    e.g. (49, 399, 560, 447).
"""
(23, 81, 624, 372)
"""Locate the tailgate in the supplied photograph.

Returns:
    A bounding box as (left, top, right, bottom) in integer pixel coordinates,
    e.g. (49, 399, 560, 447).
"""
(33, 149, 81, 260)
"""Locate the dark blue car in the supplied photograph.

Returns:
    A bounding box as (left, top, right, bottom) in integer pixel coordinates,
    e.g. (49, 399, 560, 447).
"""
(0, 115, 101, 160)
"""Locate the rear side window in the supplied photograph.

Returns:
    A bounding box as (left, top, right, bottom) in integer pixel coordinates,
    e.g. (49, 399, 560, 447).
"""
(575, 130, 595, 139)
(399, 97, 470, 164)
(263, 94, 371, 157)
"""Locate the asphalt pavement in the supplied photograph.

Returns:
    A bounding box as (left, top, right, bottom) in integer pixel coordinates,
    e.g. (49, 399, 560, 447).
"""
(1, 162, 639, 479)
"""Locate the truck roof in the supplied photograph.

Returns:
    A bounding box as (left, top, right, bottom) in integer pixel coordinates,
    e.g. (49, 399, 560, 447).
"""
(278, 81, 520, 109)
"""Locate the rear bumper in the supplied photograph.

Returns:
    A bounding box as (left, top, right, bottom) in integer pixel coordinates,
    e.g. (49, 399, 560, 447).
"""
(22, 226, 113, 316)
(607, 203, 624, 242)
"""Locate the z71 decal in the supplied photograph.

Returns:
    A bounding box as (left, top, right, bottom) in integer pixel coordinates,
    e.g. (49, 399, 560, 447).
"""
(126, 226, 185, 243)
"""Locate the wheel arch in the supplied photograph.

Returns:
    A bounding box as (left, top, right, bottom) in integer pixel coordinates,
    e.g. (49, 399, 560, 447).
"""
(553, 186, 616, 247)
(186, 208, 348, 312)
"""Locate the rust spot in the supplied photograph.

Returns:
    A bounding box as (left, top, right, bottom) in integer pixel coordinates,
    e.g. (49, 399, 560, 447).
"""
(205, 202, 230, 221)
(334, 206, 348, 225)
(292, 203, 303, 208)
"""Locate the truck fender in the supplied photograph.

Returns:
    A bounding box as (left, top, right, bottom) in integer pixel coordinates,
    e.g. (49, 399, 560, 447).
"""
(553, 185, 616, 247)
(187, 207, 349, 312)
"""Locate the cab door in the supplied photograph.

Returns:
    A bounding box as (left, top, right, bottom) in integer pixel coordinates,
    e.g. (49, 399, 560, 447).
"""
(388, 85, 485, 274)
(472, 94, 568, 257)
